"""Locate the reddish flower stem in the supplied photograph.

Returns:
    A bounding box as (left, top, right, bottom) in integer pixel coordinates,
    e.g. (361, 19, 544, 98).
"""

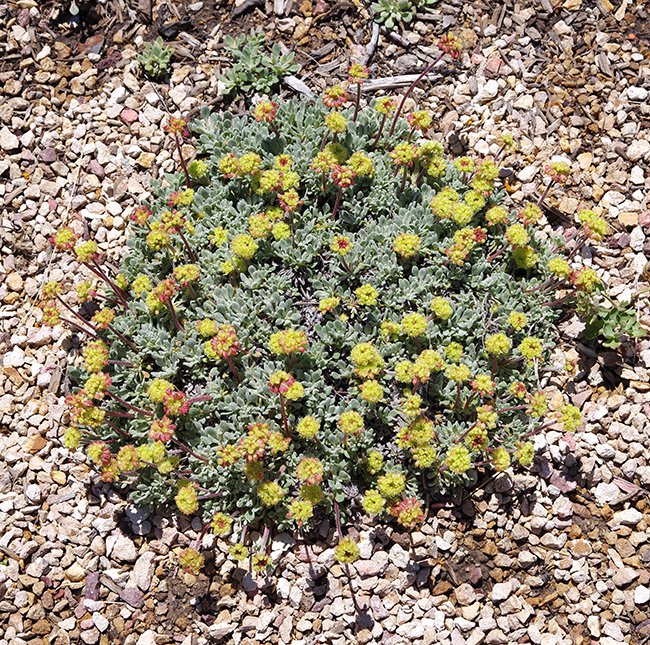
(353, 84, 361, 121)
(226, 356, 242, 383)
(106, 420, 132, 439)
(178, 230, 197, 263)
(279, 394, 290, 435)
(88, 261, 130, 309)
(372, 113, 387, 147)
(333, 500, 344, 539)
(174, 132, 191, 186)
(166, 300, 185, 333)
(172, 438, 209, 463)
(331, 186, 343, 221)
(537, 180, 554, 207)
(107, 392, 153, 416)
(388, 52, 444, 138)
(58, 316, 100, 340)
(108, 359, 136, 367)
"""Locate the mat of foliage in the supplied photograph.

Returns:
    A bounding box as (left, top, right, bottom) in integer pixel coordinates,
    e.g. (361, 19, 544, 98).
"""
(57, 86, 595, 551)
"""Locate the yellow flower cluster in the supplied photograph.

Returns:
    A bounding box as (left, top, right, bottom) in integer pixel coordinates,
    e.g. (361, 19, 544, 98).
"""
(359, 379, 384, 403)
(485, 333, 511, 356)
(257, 481, 285, 506)
(393, 232, 422, 258)
(355, 284, 378, 306)
(430, 297, 453, 320)
(401, 312, 428, 337)
(269, 329, 308, 355)
(296, 416, 320, 439)
(338, 410, 364, 436)
(350, 342, 384, 379)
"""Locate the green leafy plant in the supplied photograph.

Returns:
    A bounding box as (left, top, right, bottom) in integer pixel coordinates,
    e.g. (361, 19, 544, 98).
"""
(46, 40, 600, 571)
(222, 31, 300, 97)
(137, 36, 174, 80)
(581, 293, 646, 349)
(371, 0, 438, 30)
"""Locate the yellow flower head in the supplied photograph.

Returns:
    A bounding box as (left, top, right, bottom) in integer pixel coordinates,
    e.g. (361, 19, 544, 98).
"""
(334, 537, 360, 564)
(359, 379, 384, 403)
(393, 233, 422, 259)
(401, 312, 428, 338)
(231, 234, 258, 260)
(445, 445, 471, 474)
(376, 472, 406, 499)
(338, 410, 364, 437)
(485, 333, 512, 357)
(430, 297, 453, 320)
(362, 489, 385, 515)
(257, 481, 285, 507)
(355, 284, 378, 306)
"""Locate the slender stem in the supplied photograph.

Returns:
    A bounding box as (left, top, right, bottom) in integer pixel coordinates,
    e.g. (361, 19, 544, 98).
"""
(486, 244, 508, 263)
(56, 295, 97, 330)
(540, 293, 575, 308)
(279, 394, 290, 435)
(454, 382, 461, 410)
(188, 395, 212, 404)
(388, 52, 444, 138)
(107, 392, 153, 416)
(59, 316, 100, 340)
(172, 438, 209, 463)
(333, 500, 343, 539)
(353, 84, 361, 121)
(537, 180, 554, 207)
(106, 420, 131, 439)
(495, 404, 527, 414)
(399, 165, 408, 193)
(89, 260, 129, 309)
(107, 324, 138, 351)
(331, 186, 342, 221)
(225, 356, 242, 383)
(174, 133, 191, 186)
(178, 230, 197, 263)
(166, 300, 185, 333)
(372, 113, 387, 147)
(105, 409, 135, 419)
(192, 520, 213, 549)
(108, 359, 136, 367)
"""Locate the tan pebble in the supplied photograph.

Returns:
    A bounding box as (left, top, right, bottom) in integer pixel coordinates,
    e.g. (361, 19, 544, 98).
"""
(51, 470, 66, 485)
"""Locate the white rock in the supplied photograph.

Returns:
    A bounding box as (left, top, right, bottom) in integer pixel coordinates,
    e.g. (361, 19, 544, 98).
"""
(0, 126, 19, 152)
(108, 533, 138, 562)
(518, 165, 538, 182)
(92, 613, 109, 632)
(594, 482, 620, 505)
(627, 140, 650, 162)
(634, 585, 650, 605)
(628, 86, 649, 101)
(630, 165, 644, 185)
(595, 443, 616, 460)
(136, 630, 158, 645)
(491, 580, 514, 602)
(611, 508, 643, 527)
(478, 79, 499, 102)
(630, 226, 645, 252)
(612, 567, 638, 587)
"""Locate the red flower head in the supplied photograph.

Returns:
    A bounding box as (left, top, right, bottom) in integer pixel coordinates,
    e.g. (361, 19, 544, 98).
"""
(438, 33, 463, 60)
(164, 117, 190, 138)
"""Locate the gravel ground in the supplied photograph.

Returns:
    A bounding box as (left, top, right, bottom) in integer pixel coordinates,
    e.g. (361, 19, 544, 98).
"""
(1, 1, 649, 644)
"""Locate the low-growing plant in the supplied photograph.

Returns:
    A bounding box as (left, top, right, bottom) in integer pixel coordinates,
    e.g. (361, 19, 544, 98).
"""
(222, 31, 300, 97)
(137, 36, 174, 80)
(371, 0, 438, 30)
(580, 293, 646, 349)
(45, 35, 606, 572)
